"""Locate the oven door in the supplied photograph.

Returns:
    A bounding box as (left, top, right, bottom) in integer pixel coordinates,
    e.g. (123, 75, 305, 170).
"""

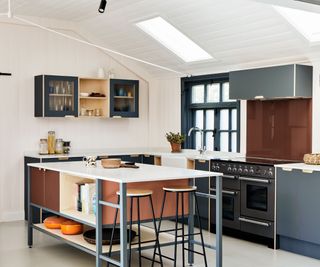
(210, 188, 240, 230)
(239, 176, 274, 221)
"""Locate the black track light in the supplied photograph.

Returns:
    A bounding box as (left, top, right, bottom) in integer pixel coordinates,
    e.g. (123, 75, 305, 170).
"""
(98, 0, 107, 13)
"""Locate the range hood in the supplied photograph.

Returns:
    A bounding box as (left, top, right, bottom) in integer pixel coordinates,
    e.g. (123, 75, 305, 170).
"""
(229, 64, 313, 100)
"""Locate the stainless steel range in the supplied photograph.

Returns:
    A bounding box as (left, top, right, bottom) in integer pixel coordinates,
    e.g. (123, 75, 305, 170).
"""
(210, 157, 296, 248)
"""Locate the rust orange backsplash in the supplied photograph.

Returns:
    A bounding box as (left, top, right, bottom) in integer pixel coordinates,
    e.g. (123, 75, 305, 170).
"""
(247, 99, 312, 161)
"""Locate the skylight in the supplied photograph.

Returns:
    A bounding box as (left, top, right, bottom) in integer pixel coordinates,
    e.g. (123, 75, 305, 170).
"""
(274, 5, 320, 43)
(136, 17, 213, 63)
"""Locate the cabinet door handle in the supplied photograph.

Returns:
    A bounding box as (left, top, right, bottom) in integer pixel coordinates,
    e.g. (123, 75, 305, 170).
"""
(58, 157, 69, 161)
(239, 217, 271, 227)
(210, 188, 238, 195)
(198, 159, 207, 163)
(99, 155, 109, 159)
(239, 177, 270, 184)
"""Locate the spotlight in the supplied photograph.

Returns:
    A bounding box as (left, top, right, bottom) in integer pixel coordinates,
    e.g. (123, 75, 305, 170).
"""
(98, 0, 107, 13)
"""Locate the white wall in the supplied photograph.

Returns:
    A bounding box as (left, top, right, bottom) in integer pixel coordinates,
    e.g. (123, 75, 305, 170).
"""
(0, 20, 153, 221)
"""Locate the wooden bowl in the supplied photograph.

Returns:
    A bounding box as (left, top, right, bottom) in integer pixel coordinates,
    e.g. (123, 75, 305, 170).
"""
(83, 229, 136, 245)
(101, 158, 121, 169)
(44, 216, 67, 229)
(61, 220, 83, 235)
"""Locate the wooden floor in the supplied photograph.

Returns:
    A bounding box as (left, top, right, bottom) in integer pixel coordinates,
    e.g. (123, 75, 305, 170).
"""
(0, 221, 320, 267)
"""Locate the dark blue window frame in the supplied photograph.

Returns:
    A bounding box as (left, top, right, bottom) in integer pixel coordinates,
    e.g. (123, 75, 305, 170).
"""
(181, 73, 240, 152)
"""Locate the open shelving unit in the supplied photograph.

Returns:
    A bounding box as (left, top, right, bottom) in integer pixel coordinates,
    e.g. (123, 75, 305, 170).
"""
(78, 78, 109, 118)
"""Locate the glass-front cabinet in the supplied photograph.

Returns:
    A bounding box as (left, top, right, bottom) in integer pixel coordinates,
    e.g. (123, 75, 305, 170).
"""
(35, 75, 78, 117)
(110, 79, 139, 118)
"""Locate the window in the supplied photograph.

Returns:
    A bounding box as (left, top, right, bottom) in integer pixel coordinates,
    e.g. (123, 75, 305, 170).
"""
(181, 74, 240, 152)
(136, 17, 213, 62)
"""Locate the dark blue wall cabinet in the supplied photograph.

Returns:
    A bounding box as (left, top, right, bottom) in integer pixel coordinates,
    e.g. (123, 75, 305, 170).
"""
(110, 79, 139, 118)
(229, 64, 312, 100)
(35, 75, 78, 117)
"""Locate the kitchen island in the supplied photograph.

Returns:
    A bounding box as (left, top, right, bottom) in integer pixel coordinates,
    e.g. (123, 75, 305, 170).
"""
(27, 160, 223, 267)
(276, 163, 320, 259)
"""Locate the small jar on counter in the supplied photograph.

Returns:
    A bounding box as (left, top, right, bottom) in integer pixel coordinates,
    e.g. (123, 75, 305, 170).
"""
(39, 139, 48, 155)
(63, 141, 71, 154)
(55, 139, 64, 154)
(48, 131, 56, 154)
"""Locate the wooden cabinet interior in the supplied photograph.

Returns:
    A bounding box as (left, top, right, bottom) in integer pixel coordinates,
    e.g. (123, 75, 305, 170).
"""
(78, 78, 109, 118)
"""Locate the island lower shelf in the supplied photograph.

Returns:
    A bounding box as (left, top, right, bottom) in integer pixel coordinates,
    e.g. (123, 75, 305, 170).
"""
(33, 223, 176, 254)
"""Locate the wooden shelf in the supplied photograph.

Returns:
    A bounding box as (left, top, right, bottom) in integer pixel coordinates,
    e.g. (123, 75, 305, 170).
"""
(34, 223, 175, 253)
(49, 94, 73, 97)
(80, 97, 107, 100)
(60, 209, 95, 226)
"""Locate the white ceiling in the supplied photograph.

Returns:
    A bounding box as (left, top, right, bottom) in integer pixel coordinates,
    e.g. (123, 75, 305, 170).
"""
(1, 0, 319, 77)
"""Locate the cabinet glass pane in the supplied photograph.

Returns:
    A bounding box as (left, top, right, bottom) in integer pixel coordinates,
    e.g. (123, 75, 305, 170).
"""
(48, 80, 75, 112)
(220, 109, 229, 130)
(207, 83, 220, 103)
(113, 84, 136, 113)
(220, 132, 229, 152)
(191, 85, 205, 103)
(206, 110, 215, 130)
(231, 109, 237, 130)
(206, 132, 214, 151)
(231, 132, 237, 152)
(195, 110, 204, 128)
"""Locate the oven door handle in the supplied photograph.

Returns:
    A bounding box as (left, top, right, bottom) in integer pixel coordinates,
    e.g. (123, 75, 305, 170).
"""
(239, 217, 271, 227)
(210, 188, 238, 196)
(239, 176, 271, 184)
(222, 175, 237, 180)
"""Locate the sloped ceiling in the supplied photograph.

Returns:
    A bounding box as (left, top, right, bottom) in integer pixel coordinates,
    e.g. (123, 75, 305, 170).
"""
(0, 0, 318, 77)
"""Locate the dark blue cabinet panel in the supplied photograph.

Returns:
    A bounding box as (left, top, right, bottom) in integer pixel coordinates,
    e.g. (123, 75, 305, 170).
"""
(194, 159, 210, 229)
(110, 79, 139, 118)
(35, 75, 78, 117)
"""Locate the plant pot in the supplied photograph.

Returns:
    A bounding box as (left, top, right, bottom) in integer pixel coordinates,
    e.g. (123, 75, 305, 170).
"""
(170, 142, 182, 153)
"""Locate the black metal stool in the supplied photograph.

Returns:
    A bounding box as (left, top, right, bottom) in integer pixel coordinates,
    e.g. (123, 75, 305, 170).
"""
(108, 189, 163, 267)
(155, 185, 208, 267)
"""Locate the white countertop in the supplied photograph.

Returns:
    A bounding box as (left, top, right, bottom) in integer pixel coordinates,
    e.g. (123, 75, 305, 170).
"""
(28, 161, 222, 183)
(25, 147, 243, 161)
(276, 163, 320, 172)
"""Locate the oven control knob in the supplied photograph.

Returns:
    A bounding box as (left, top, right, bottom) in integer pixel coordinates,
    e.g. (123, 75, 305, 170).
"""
(227, 165, 232, 172)
(243, 168, 248, 174)
(249, 168, 255, 175)
(233, 167, 237, 173)
(238, 167, 243, 173)
(268, 170, 273, 177)
(216, 165, 220, 171)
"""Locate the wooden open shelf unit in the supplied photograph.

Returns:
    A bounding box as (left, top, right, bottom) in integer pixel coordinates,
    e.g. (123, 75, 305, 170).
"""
(33, 223, 175, 254)
(78, 78, 109, 118)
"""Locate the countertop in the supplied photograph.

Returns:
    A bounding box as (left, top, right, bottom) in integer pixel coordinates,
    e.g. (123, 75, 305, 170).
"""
(28, 161, 222, 183)
(276, 163, 320, 172)
(25, 147, 243, 161)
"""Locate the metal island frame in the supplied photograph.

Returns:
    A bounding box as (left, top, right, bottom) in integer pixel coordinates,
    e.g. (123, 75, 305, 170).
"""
(27, 161, 223, 267)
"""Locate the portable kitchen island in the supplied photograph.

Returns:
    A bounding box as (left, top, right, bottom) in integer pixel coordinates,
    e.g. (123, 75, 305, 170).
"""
(27, 161, 223, 267)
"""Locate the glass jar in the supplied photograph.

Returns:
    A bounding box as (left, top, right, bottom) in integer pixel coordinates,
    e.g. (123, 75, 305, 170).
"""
(63, 141, 71, 154)
(39, 139, 48, 155)
(55, 139, 64, 154)
(48, 131, 56, 154)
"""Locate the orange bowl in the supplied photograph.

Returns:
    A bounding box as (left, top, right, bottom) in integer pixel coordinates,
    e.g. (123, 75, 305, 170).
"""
(61, 220, 83, 235)
(44, 216, 67, 229)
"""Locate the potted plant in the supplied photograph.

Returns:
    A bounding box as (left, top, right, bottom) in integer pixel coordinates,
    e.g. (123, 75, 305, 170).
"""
(166, 132, 185, 153)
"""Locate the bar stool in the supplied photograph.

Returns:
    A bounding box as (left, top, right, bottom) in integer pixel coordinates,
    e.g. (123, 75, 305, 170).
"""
(155, 185, 208, 267)
(108, 189, 163, 267)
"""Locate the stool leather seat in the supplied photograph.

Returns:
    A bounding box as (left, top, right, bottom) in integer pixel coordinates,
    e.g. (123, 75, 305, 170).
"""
(116, 189, 153, 197)
(163, 185, 197, 192)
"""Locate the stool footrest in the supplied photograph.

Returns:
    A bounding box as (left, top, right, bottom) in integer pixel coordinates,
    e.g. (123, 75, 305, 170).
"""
(183, 247, 206, 256)
(158, 228, 183, 233)
(155, 252, 175, 262)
